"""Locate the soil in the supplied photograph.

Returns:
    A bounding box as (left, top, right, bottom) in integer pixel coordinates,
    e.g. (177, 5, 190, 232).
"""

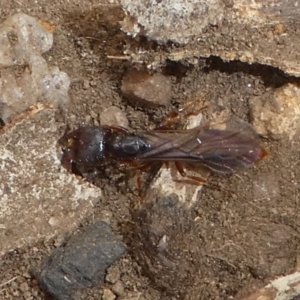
(1, 1, 300, 300)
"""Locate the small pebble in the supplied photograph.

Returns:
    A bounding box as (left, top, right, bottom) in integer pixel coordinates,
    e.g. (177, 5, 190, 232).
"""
(11, 281, 19, 290)
(111, 280, 125, 296)
(90, 80, 97, 87)
(99, 210, 113, 225)
(121, 69, 172, 108)
(90, 110, 98, 120)
(100, 106, 129, 128)
(19, 281, 29, 292)
(23, 291, 32, 298)
(106, 265, 121, 284)
(118, 291, 146, 300)
(83, 80, 90, 89)
(249, 83, 300, 140)
(102, 288, 116, 300)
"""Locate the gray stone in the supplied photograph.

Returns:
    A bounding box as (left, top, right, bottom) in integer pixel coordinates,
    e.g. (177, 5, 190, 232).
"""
(120, 1, 300, 76)
(38, 221, 127, 300)
(0, 106, 102, 256)
(121, 0, 225, 44)
(0, 13, 70, 123)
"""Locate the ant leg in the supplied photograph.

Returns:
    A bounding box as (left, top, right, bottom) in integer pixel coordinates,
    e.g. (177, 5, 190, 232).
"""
(174, 161, 187, 176)
(122, 161, 153, 172)
(121, 161, 152, 190)
(136, 170, 142, 190)
(135, 162, 155, 190)
(134, 163, 151, 190)
(137, 162, 154, 172)
(175, 162, 235, 194)
(174, 162, 207, 185)
(156, 111, 182, 130)
(156, 92, 210, 130)
(106, 125, 129, 133)
(132, 162, 163, 197)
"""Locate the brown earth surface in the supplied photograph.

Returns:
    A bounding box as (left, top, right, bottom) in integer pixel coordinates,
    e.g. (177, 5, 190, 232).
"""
(1, 1, 300, 300)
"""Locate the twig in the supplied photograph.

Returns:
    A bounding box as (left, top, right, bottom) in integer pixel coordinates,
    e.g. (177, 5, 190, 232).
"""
(0, 276, 19, 288)
(107, 55, 130, 60)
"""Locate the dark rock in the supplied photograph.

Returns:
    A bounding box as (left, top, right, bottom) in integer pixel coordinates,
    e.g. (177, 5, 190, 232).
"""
(132, 192, 200, 298)
(37, 221, 127, 300)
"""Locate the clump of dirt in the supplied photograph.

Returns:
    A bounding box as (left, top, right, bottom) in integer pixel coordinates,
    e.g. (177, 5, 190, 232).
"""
(0, 1, 300, 300)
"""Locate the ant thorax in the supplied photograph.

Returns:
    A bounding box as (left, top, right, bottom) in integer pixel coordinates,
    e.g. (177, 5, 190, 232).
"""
(106, 133, 151, 159)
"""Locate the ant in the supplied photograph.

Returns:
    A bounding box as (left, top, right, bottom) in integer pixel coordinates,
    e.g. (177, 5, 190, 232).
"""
(58, 99, 268, 188)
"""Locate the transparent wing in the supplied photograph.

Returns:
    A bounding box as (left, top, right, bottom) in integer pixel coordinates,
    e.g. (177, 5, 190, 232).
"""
(136, 121, 267, 174)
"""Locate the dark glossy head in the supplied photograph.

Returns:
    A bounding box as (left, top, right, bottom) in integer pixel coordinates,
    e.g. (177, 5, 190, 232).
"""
(59, 126, 111, 169)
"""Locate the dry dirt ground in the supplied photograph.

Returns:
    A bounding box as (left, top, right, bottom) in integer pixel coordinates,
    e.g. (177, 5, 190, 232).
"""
(1, 1, 300, 300)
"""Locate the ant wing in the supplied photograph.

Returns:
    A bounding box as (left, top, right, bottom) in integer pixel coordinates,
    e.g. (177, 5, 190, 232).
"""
(136, 120, 267, 174)
(189, 124, 268, 173)
(135, 129, 204, 161)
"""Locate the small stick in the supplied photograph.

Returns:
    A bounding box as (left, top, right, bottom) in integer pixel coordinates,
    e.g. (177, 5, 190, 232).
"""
(107, 55, 130, 60)
(0, 276, 19, 288)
